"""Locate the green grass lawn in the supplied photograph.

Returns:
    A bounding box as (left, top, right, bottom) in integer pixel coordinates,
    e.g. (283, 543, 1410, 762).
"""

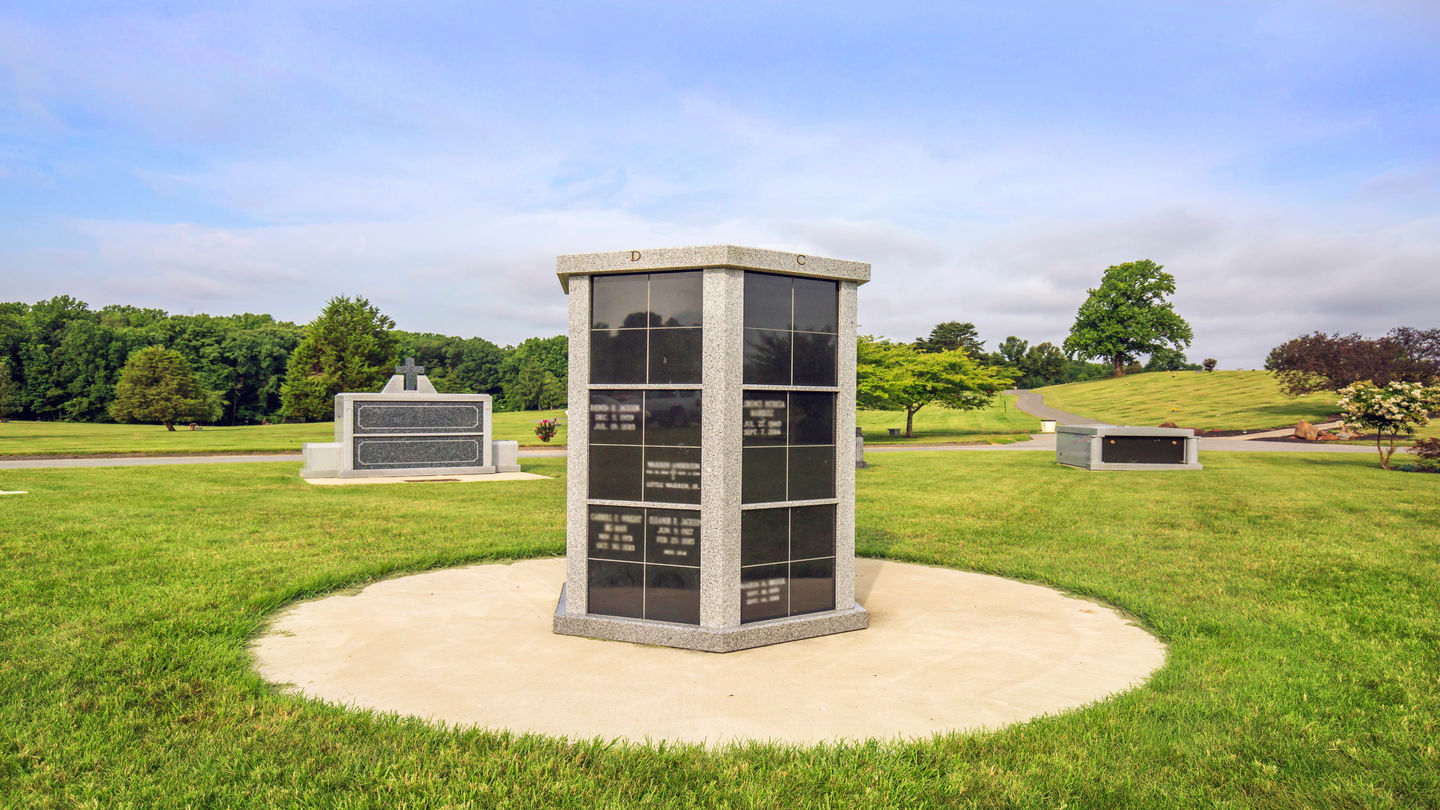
(2, 452, 1438, 806)
(0, 397, 1032, 457)
(1037, 370, 1341, 431)
(858, 395, 1038, 445)
(0, 409, 569, 456)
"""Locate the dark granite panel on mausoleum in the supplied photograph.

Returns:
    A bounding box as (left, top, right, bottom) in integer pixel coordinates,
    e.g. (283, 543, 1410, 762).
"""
(591, 274, 650, 330)
(353, 401, 482, 434)
(645, 508, 701, 566)
(789, 558, 836, 616)
(789, 504, 836, 560)
(1101, 436, 1187, 464)
(353, 436, 484, 469)
(787, 446, 835, 501)
(647, 271, 703, 327)
(741, 446, 788, 504)
(789, 392, 835, 445)
(589, 445, 643, 501)
(644, 390, 702, 446)
(792, 332, 837, 387)
(792, 277, 838, 333)
(744, 272, 793, 330)
(588, 505, 645, 562)
(742, 393, 787, 446)
(588, 560, 644, 619)
(741, 507, 789, 567)
(643, 446, 702, 504)
(740, 563, 789, 624)
(743, 329, 791, 385)
(591, 329, 647, 384)
(648, 328, 703, 384)
(590, 390, 644, 445)
(644, 565, 701, 624)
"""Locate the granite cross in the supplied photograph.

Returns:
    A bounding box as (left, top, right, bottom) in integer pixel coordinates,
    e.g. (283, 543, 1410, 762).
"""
(396, 357, 425, 391)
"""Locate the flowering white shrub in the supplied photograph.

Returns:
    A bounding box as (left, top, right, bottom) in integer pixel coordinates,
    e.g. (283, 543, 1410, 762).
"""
(1336, 380, 1440, 469)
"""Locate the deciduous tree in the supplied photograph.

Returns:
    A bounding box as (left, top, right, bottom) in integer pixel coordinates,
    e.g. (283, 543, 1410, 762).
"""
(109, 346, 219, 430)
(857, 336, 1016, 437)
(1266, 328, 1440, 396)
(1063, 260, 1193, 377)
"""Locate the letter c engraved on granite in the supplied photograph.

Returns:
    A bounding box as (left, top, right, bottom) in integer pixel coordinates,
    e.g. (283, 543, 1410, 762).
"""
(796, 255, 807, 265)
(630, 250, 641, 261)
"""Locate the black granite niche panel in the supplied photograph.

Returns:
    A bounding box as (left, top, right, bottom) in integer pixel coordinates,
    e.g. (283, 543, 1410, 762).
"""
(644, 390, 702, 446)
(1102, 436, 1187, 464)
(590, 390, 643, 445)
(742, 272, 838, 386)
(644, 446, 701, 504)
(588, 505, 644, 562)
(588, 560, 644, 619)
(741, 391, 836, 504)
(353, 401, 482, 434)
(588, 445, 642, 501)
(587, 505, 700, 625)
(648, 328, 702, 384)
(591, 271, 704, 385)
(353, 436, 484, 469)
(739, 503, 837, 623)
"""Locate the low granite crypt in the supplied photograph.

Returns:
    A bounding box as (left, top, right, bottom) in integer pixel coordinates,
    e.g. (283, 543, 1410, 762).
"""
(300, 359, 521, 479)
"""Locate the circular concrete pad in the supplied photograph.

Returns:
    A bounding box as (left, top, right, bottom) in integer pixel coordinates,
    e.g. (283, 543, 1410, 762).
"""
(252, 558, 1164, 745)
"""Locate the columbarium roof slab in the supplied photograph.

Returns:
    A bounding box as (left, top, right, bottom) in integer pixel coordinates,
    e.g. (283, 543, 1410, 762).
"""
(556, 245, 871, 292)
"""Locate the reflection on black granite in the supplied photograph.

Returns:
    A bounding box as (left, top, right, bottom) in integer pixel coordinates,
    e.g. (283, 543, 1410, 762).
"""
(743, 328, 791, 385)
(789, 392, 835, 445)
(591, 274, 649, 330)
(742, 446, 787, 503)
(587, 505, 645, 562)
(649, 328, 703, 384)
(588, 444, 642, 501)
(788, 446, 835, 500)
(644, 565, 701, 624)
(590, 390, 644, 445)
(740, 563, 789, 623)
(792, 331, 837, 386)
(645, 390, 702, 446)
(588, 560, 644, 619)
(643, 446, 702, 504)
(741, 507, 789, 566)
(648, 271, 703, 327)
(790, 504, 836, 560)
(742, 392, 788, 446)
(646, 508, 701, 566)
(792, 277, 838, 333)
(590, 329, 647, 384)
(744, 272, 792, 330)
(789, 558, 836, 615)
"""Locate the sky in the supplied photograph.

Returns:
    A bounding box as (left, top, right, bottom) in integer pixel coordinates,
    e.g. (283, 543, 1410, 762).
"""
(1, 1, 1437, 368)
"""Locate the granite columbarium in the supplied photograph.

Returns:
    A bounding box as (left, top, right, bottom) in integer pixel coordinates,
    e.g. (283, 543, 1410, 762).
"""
(299, 359, 521, 479)
(552, 245, 871, 652)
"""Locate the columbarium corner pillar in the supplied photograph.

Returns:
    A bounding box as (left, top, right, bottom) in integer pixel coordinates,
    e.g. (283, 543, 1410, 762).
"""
(552, 245, 871, 652)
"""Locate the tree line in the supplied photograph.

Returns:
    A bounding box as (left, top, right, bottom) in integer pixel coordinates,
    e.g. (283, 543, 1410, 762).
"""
(0, 295, 567, 424)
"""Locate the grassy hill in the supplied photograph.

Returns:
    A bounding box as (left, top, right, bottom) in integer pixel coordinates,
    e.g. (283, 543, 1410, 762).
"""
(1035, 370, 1340, 432)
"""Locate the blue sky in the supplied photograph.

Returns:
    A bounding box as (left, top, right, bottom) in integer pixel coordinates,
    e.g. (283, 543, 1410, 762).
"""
(1, 1, 1437, 367)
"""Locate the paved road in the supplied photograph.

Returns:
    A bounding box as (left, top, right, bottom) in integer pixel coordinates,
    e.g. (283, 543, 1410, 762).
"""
(1009, 390, 1106, 426)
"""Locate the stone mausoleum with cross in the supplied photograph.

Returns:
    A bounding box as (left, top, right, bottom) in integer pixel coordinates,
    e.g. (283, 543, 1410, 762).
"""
(299, 358, 521, 479)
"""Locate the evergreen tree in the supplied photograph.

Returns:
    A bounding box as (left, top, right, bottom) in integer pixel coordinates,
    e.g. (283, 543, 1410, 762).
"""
(281, 296, 398, 422)
(109, 346, 219, 430)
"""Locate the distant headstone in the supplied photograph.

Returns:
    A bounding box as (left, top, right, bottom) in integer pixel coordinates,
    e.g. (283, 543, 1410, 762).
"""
(300, 368, 521, 479)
